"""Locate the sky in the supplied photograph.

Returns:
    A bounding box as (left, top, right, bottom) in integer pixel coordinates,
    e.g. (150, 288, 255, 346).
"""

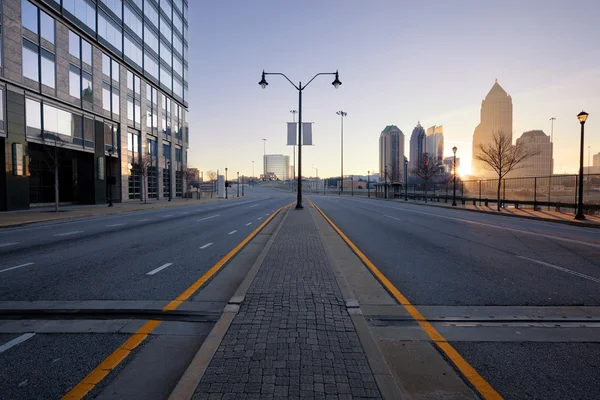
(187, 0, 600, 178)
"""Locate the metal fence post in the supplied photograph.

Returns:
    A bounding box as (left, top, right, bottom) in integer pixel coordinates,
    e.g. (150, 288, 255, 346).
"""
(534, 177, 537, 210)
(479, 180, 482, 206)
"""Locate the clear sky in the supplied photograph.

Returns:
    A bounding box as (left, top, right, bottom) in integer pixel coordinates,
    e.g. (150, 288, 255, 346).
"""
(187, 0, 600, 178)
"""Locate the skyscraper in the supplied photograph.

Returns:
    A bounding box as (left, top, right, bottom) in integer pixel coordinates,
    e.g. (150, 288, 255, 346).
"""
(0, 0, 189, 210)
(408, 122, 426, 176)
(379, 125, 405, 183)
(472, 80, 513, 177)
(263, 154, 290, 180)
(426, 125, 444, 162)
(513, 131, 552, 177)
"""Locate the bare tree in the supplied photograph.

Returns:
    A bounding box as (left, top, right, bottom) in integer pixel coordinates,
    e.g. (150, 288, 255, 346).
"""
(474, 130, 540, 210)
(206, 170, 217, 182)
(182, 167, 197, 199)
(136, 154, 154, 204)
(412, 153, 443, 203)
(39, 132, 66, 212)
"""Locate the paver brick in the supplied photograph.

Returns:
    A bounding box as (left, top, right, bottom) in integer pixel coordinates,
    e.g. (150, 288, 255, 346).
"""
(193, 209, 381, 398)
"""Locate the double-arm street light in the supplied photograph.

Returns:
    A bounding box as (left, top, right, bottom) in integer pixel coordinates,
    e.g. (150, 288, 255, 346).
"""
(237, 171, 240, 197)
(336, 111, 347, 195)
(452, 146, 458, 206)
(259, 70, 342, 209)
(404, 159, 408, 201)
(575, 111, 589, 220)
(367, 171, 370, 198)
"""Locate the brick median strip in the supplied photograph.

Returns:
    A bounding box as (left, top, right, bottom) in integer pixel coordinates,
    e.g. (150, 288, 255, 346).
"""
(173, 207, 385, 399)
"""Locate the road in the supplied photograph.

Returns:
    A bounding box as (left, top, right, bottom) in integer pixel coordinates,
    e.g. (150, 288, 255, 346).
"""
(310, 194, 600, 400)
(0, 188, 294, 399)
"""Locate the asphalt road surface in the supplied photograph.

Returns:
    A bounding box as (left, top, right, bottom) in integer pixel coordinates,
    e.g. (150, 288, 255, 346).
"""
(310, 194, 600, 400)
(0, 187, 294, 399)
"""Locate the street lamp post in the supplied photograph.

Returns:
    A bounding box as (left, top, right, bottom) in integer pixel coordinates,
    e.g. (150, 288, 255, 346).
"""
(225, 167, 228, 199)
(384, 166, 388, 199)
(237, 171, 240, 197)
(242, 175, 245, 196)
(313, 166, 318, 194)
(290, 110, 297, 185)
(351, 175, 354, 196)
(259, 70, 341, 209)
(452, 146, 458, 206)
(107, 147, 114, 207)
(336, 111, 347, 195)
(251, 161, 255, 181)
(165, 156, 172, 201)
(404, 159, 408, 201)
(367, 171, 370, 198)
(575, 111, 589, 220)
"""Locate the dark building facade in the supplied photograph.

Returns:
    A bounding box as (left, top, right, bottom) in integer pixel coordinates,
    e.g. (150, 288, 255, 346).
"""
(1, 0, 189, 210)
(408, 121, 425, 176)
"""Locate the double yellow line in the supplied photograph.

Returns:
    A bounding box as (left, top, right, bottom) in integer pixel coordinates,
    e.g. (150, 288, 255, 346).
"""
(62, 204, 291, 399)
(307, 198, 502, 400)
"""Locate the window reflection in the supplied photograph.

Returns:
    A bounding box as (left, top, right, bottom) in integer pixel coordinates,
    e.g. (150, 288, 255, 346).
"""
(41, 50, 56, 88)
(102, 82, 111, 111)
(43, 104, 73, 137)
(160, 65, 172, 90)
(144, 0, 159, 28)
(22, 40, 39, 82)
(69, 65, 81, 99)
(63, 0, 96, 32)
(40, 12, 55, 44)
(100, 0, 122, 20)
(124, 34, 142, 68)
(98, 10, 122, 52)
(26, 99, 42, 135)
(102, 53, 111, 76)
(160, 15, 172, 43)
(160, 0, 172, 19)
(124, 3, 143, 39)
(82, 71, 93, 103)
(69, 31, 80, 58)
(112, 89, 120, 115)
(160, 40, 171, 65)
(82, 40, 92, 65)
(22, 0, 38, 34)
(144, 25, 158, 53)
(144, 52, 158, 80)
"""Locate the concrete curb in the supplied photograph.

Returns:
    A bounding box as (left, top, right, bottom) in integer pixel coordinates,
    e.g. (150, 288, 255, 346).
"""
(365, 196, 600, 229)
(168, 207, 290, 400)
(307, 201, 407, 400)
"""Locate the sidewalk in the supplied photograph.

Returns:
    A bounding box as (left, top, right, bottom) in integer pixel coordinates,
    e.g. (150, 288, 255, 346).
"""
(187, 208, 384, 399)
(374, 197, 600, 228)
(0, 197, 228, 228)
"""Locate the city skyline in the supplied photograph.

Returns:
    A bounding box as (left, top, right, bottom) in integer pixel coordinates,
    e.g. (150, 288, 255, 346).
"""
(189, 0, 599, 179)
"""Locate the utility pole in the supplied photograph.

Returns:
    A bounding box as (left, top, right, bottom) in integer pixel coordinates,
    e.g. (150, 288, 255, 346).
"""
(548, 117, 555, 210)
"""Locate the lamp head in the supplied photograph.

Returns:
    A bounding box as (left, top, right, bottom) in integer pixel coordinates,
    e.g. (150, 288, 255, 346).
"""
(452, 146, 457, 154)
(577, 111, 589, 124)
(258, 71, 268, 89)
(108, 147, 114, 155)
(332, 71, 342, 89)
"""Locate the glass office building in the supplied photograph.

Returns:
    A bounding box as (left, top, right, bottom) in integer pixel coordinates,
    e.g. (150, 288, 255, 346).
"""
(0, 0, 189, 210)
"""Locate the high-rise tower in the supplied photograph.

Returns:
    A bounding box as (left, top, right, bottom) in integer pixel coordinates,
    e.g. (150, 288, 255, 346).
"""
(408, 122, 426, 176)
(379, 125, 405, 183)
(472, 80, 513, 177)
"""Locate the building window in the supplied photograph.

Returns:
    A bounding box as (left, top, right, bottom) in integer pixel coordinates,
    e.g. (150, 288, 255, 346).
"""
(82, 71, 93, 103)
(144, 0, 159, 29)
(0, 89, 4, 131)
(22, 40, 39, 82)
(173, 56, 182, 78)
(160, 0, 172, 19)
(26, 99, 42, 137)
(173, 77, 183, 99)
(41, 50, 56, 88)
(124, 2, 143, 39)
(160, 40, 171, 65)
(40, 11, 55, 44)
(69, 31, 80, 58)
(112, 88, 120, 116)
(104, 122, 119, 151)
(124, 34, 143, 68)
(100, 0, 123, 20)
(160, 15, 172, 43)
(173, 10, 182, 36)
(112, 59, 120, 82)
(160, 65, 172, 90)
(173, 33, 183, 57)
(144, 52, 158, 80)
(63, 0, 96, 33)
(98, 9, 122, 52)
(69, 64, 81, 98)
(144, 25, 158, 53)
(102, 82, 111, 111)
(22, 0, 38, 34)
(82, 40, 92, 65)
(84, 117, 94, 147)
(173, 0, 183, 14)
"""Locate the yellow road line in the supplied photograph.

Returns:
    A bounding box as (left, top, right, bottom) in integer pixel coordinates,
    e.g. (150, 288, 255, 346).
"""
(307, 197, 502, 400)
(62, 203, 292, 400)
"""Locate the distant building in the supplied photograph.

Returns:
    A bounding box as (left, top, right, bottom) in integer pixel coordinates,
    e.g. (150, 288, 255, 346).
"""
(379, 125, 405, 183)
(426, 125, 444, 162)
(514, 130, 552, 177)
(593, 152, 600, 167)
(409, 122, 426, 176)
(263, 154, 290, 180)
(472, 80, 513, 177)
(443, 156, 460, 174)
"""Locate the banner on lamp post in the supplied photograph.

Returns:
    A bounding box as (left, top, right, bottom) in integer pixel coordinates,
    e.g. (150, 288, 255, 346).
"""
(286, 122, 313, 146)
